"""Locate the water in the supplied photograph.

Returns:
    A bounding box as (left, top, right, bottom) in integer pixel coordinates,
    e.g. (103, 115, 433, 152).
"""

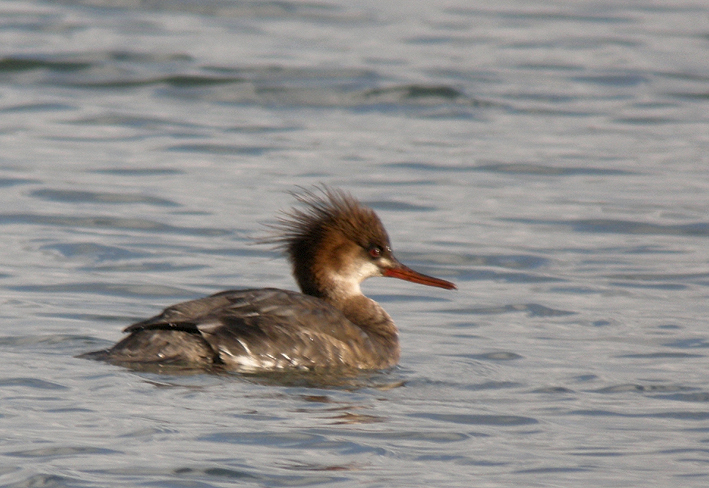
(1, 0, 709, 486)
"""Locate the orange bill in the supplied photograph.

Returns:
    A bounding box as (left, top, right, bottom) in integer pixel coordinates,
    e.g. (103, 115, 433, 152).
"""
(384, 263, 456, 290)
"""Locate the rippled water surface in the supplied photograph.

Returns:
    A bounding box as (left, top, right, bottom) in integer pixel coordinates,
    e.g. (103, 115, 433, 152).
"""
(2, 0, 709, 486)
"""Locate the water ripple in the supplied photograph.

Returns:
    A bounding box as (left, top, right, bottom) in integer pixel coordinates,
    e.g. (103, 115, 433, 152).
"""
(12, 282, 196, 299)
(385, 161, 632, 176)
(7, 446, 119, 458)
(200, 431, 383, 453)
(166, 144, 273, 155)
(512, 218, 709, 237)
(31, 189, 179, 206)
(0, 213, 228, 235)
(570, 410, 709, 421)
(0, 56, 91, 72)
(449, 303, 575, 317)
(0, 177, 38, 187)
(409, 412, 538, 426)
(40, 242, 148, 261)
(0, 377, 67, 390)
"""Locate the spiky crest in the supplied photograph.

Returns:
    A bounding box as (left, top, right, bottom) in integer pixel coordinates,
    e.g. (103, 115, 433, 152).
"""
(265, 186, 391, 298)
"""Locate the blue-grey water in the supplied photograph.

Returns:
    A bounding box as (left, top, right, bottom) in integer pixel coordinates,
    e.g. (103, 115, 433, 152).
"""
(1, 0, 709, 486)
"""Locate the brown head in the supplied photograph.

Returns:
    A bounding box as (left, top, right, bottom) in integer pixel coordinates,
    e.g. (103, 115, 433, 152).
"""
(268, 187, 456, 301)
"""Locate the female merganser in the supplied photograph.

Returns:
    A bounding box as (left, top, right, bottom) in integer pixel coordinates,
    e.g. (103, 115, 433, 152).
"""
(81, 187, 456, 371)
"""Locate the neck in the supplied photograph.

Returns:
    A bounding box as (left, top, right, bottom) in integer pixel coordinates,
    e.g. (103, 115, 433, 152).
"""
(308, 271, 393, 332)
(340, 294, 398, 341)
(294, 261, 398, 341)
(296, 270, 401, 368)
(340, 294, 400, 367)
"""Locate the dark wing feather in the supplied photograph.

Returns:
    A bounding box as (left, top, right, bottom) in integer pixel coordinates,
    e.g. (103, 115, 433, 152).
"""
(123, 290, 244, 332)
(120, 288, 378, 369)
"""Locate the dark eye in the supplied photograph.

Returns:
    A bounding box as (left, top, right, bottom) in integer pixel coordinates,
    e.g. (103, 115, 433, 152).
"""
(368, 246, 382, 259)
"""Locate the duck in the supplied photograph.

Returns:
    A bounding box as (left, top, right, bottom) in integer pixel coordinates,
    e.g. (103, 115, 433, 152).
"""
(81, 187, 456, 371)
